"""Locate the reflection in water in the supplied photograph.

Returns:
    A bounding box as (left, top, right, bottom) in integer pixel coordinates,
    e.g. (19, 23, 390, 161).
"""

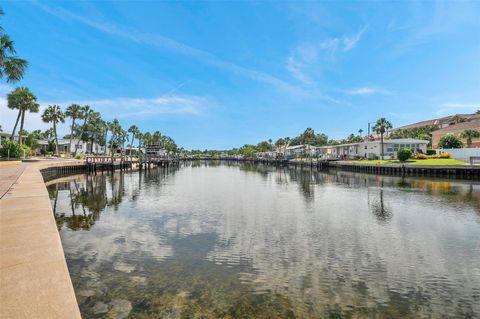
(48, 162, 480, 318)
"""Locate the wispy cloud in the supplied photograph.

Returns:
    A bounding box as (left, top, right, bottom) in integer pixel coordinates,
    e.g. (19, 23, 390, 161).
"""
(286, 26, 367, 84)
(33, 1, 322, 99)
(0, 94, 205, 136)
(436, 102, 480, 115)
(346, 86, 391, 96)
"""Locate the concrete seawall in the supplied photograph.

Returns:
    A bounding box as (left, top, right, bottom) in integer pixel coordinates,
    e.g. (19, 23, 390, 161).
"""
(0, 161, 83, 319)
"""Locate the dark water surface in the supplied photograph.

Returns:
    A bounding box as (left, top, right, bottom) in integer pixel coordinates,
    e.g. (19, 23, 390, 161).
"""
(47, 162, 480, 318)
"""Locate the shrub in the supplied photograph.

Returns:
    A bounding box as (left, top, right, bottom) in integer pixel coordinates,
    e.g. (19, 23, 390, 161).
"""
(415, 153, 428, 159)
(438, 134, 463, 149)
(439, 152, 451, 159)
(397, 148, 412, 162)
(0, 140, 31, 158)
(74, 153, 84, 160)
(426, 149, 436, 155)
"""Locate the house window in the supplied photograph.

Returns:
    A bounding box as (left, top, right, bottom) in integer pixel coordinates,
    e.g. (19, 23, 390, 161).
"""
(387, 147, 393, 152)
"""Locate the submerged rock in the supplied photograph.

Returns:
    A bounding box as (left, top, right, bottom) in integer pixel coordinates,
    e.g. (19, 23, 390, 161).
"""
(92, 301, 109, 314)
(108, 299, 132, 319)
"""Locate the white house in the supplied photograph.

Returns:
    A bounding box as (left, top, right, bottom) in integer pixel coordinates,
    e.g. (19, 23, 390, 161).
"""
(318, 139, 429, 160)
(281, 144, 314, 158)
(36, 138, 105, 155)
(0, 132, 21, 146)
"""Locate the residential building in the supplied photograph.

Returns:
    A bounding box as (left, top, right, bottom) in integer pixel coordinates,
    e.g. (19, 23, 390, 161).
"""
(431, 121, 480, 149)
(0, 132, 21, 145)
(35, 139, 105, 154)
(318, 138, 428, 160)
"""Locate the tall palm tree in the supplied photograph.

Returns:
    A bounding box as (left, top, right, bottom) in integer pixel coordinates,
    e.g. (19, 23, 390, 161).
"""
(358, 129, 363, 136)
(65, 104, 82, 154)
(42, 105, 65, 156)
(143, 132, 152, 146)
(0, 9, 28, 82)
(108, 119, 121, 155)
(128, 125, 139, 156)
(104, 121, 111, 155)
(74, 105, 92, 156)
(7, 87, 39, 144)
(84, 112, 103, 153)
(372, 118, 393, 160)
(460, 129, 480, 148)
(152, 131, 162, 146)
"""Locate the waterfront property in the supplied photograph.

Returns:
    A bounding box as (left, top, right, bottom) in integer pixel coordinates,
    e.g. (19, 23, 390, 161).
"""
(0, 131, 21, 145)
(318, 138, 429, 160)
(35, 138, 105, 155)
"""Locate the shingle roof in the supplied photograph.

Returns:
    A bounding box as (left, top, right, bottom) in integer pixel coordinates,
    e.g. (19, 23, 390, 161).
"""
(432, 121, 480, 134)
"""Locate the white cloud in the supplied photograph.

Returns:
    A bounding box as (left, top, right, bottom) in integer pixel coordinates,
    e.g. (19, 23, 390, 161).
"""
(346, 86, 391, 96)
(439, 103, 480, 109)
(436, 103, 480, 115)
(33, 2, 317, 99)
(342, 26, 368, 51)
(286, 26, 367, 84)
(0, 94, 205, 136)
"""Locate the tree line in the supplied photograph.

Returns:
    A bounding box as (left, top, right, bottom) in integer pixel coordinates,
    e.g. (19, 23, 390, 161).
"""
(4, 87, 180, 156)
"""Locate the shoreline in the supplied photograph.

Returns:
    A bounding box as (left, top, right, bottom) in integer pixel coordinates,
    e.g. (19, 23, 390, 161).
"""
(0, 160, 82, 319)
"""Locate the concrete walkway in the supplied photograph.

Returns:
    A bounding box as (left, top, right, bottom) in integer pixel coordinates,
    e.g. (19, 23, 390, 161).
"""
(0, 161, 81, 318)
(0, 162, 25, 199)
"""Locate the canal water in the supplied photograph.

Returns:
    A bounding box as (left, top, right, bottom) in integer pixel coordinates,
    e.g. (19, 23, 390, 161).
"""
(47, 162, 480, 318)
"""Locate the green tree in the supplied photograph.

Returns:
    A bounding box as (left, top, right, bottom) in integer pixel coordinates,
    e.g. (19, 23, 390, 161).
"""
(438, 134, 463, 149)
(74, 105, 92, 155)
(42, 105, 65, 156)
(65, 104, 82, 153)
(300, 128, 315, 145)
(397, 148, 412, 162)
(152, 130, 162, 145)
(7, 87, 39, 144)
(372, 118, 393, 160)
(128, 125, 140, 155)
(460, 129, 480, 148)
(0, 8, 28, 82)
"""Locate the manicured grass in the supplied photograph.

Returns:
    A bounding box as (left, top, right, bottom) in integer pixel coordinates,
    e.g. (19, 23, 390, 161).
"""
(345, 158, 466, 166)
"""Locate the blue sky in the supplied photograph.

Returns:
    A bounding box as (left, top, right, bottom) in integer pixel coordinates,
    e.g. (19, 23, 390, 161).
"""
(1, 1, 479, 149)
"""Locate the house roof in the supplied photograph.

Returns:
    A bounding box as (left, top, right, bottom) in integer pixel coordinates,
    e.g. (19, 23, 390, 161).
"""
(432, 121, 480, 134)
(396, 113, 476, 130)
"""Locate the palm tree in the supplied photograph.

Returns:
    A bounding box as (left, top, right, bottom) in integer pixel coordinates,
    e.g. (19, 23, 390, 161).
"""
(372, 118, 393, 160)
(358, 129, 363, 136)
(65, 104, 82, 154)
(152, 131, 162, 146)
(84, 112, 103, 153)
(104, 121, 111, 155)
(42, 105, 65, 156)
(460, 129, 480, 148)
(108, 119, 121, 155)
(143, 132, 152, 146)
(0, 9, 28, 82)
(74, 105, 92, 156)
(7, 87, 39, 144)
(127, 125, 139, 156)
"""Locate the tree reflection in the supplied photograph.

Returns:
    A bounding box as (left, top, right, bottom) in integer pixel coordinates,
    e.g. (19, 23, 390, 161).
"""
(370, 188, 392, 223)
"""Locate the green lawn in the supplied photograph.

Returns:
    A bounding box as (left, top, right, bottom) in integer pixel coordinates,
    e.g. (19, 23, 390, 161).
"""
(345, 158, 466, 166)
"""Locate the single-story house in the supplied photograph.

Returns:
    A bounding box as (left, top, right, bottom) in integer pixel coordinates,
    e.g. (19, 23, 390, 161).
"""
(281, 144, 319, 158)
(35, 139, 105, 154)
(318, 138, 429, 160)
(0, 132, 22, 145)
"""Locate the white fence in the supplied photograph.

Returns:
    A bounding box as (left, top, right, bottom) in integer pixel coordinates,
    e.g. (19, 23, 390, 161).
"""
(436, 148, 480, 162)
